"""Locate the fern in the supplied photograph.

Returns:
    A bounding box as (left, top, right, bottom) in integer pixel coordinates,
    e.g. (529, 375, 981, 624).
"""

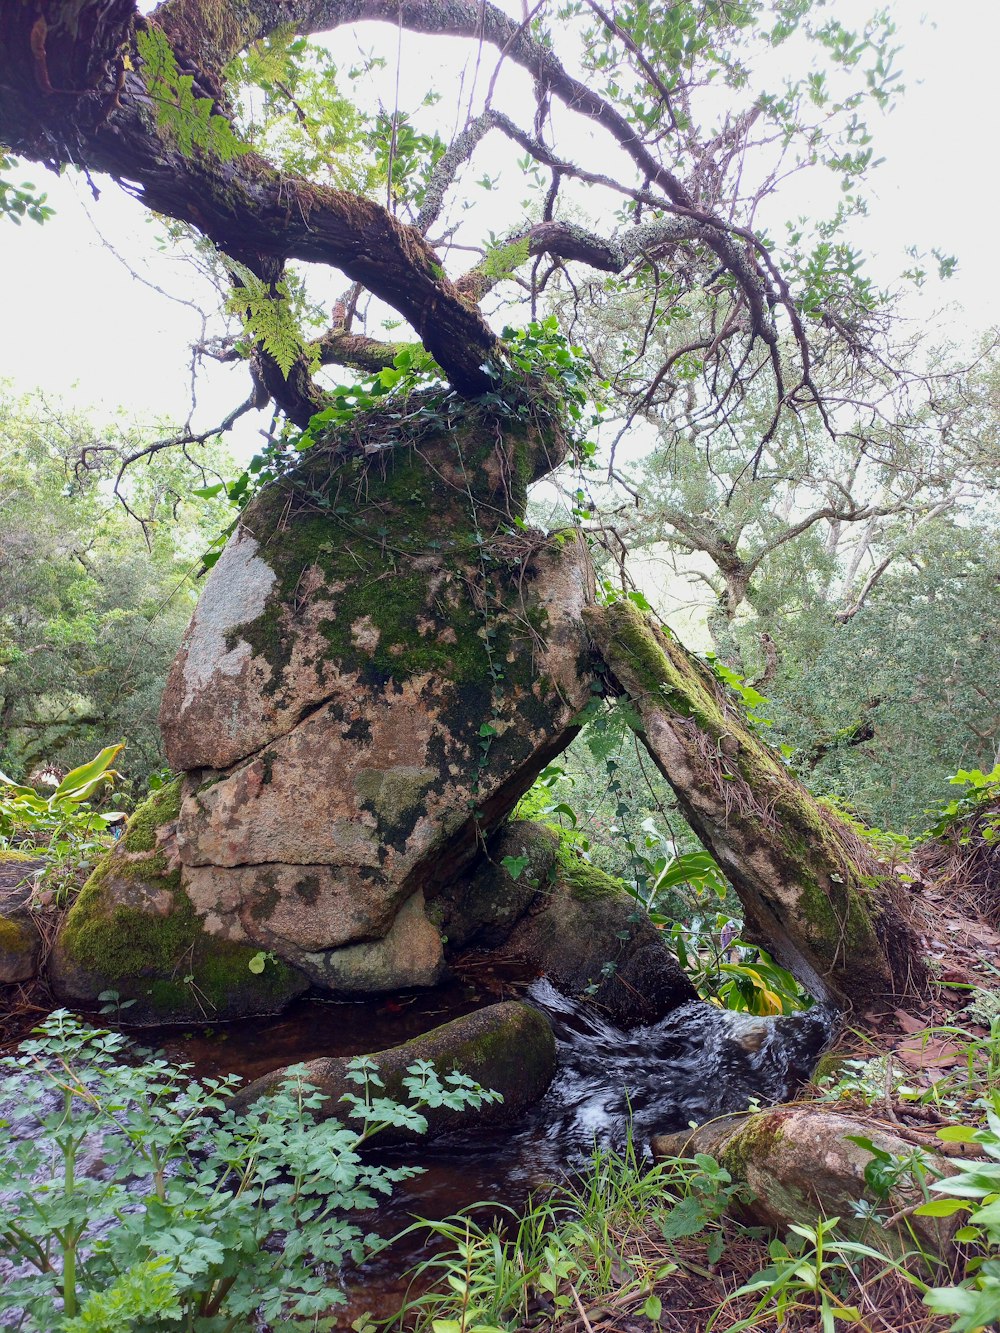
(136, 28, 247, 162)
(483, 235, 531, 282)
(223, 258, 311, 377)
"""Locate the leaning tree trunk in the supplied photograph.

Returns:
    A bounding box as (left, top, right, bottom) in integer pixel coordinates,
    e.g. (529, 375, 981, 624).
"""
(585, 601, 929, 1009)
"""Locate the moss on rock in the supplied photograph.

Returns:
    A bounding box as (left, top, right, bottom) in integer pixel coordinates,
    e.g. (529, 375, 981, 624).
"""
(586, 600, 926, 1006)
(0, 911, 41, 983)
(51, 786, 307, 1023)
(119, 777, 183, 854)
(230, 999, 556, 1138)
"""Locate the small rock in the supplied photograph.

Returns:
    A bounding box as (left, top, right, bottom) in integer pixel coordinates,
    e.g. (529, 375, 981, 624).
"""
(651, 1105, 958, 1258)
(230, 999, 557, 1138)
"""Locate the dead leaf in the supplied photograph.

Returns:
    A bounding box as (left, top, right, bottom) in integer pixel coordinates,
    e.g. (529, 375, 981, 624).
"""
(893, 1009, 930, 1035)
(895, 1036, 966, 1071)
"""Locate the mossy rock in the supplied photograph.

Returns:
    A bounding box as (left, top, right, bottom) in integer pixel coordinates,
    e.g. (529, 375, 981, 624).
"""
(0, 909, 41, 983)
(48, 783, 308, 1024)
(230, 999, 557, 1139)
(653, 1106, 958, 1261)
(436, 820, 560, 949)
(157, 413, 595, 991)
(0, 867, 43, 983)
(470, 826, 696, 1026)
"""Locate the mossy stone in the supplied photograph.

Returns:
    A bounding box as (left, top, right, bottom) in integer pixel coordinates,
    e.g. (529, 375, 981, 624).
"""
(230, 1000, 557, 1138)
(0, 911, 41, 983)
(50, 786, 307, 1024)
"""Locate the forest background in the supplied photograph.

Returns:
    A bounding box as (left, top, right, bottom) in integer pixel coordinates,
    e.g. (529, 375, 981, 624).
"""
(0, 0, 998, 858)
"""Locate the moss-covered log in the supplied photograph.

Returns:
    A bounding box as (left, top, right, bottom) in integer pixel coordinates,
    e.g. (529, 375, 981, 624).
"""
(585, 601, 929, 1009)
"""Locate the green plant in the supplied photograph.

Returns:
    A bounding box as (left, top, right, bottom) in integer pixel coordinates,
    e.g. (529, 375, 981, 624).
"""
(0, 149, 53, 224)
(927, 766, 1000, 843)
(136, 27, 248, 162)
(708, 1216, 925, 1332)
(0, 1012, 498, 1331)
(917, 1095, 1000, 1331)
(0, 745, 126, 905)
(399, 1138, 744, 1331)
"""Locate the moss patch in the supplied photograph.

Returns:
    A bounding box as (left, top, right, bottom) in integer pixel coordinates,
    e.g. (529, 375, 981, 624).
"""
(0, 848, 40, 863)
(558, 847, 628, 902)
(233, 410, 556, 703)
(120, 778, 183, 854)
(589, 600, 904, 999)
(720, 1110, 790, 1181)
(0, 915, 35, 957)
(58, 842, 304, 1020)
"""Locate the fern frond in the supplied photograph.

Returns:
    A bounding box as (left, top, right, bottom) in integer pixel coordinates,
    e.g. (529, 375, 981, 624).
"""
(137, 28, 248, 163)
(223, 259, 310, 378)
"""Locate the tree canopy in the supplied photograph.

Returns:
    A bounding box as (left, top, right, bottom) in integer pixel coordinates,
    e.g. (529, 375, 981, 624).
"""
(0, 0, 920, 448)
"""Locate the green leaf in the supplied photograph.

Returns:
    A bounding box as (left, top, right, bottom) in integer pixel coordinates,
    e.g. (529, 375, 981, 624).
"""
(500, 855, 530, 881)
(915, 1198, 969, 1218)
(54, 744, 125, 802)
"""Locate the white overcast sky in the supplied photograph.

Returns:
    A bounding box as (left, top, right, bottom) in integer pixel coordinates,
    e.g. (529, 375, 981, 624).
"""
(0, 0, 996, 453)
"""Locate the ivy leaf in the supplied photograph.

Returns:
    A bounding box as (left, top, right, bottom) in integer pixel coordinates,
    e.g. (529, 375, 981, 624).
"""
(500, 855, 530, 881)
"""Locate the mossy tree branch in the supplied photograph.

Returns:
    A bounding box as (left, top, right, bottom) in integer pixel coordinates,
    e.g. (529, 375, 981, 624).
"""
(585, 599, 930, 1009)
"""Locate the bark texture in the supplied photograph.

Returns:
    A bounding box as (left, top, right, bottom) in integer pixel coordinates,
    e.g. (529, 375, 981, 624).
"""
(585, 600, 929, 1009)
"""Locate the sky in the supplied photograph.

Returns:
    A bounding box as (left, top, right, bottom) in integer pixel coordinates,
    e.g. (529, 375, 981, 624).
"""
(0, 0, 996, 455)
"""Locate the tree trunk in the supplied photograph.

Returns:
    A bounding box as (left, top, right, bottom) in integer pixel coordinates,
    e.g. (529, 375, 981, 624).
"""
(584, 600, 929, 1009)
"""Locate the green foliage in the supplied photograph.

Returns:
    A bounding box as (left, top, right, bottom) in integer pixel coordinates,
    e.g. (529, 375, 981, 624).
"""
(0, 390, 232, 787)
(500, 317, 599, 430)
(817, 1016, 1000, 1121)
(709, 1216, 923, 1332)
(0, 1012, 496, 1331)
(0, 149, 53, 224)
(483, 236, 531, 283)
(927, 766, 1000, 843)
(197, 322, 592, 561)
(0, 744, 126, 905)
(225, 31, 378, 191)
(136, 28, 248, 161)
(223, 257, 314, 378)
(368, 109, 447, 209)
(399, 1138, 743, 1331)
(918, 1096, 1000, 1331)
(0, 743, 124, 838)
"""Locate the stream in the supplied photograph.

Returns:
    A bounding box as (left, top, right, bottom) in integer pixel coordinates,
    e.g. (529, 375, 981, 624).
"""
(1, 975, 835, 1324)
(149, 974, 835, 1319)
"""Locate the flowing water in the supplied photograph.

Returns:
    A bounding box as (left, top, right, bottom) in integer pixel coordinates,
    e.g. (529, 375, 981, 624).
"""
(1, 976, 835, 1323)
(148, 976, 835, 1318)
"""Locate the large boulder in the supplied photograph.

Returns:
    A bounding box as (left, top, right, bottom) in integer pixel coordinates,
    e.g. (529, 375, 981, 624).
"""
(159, 410, 595, 991)
(230, 999, 557, 1139)
(53, 407, 596, 1018)
(49, 779, 308, 1023)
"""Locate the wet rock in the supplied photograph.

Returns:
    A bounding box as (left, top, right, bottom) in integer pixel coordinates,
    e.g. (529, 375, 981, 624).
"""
(154, 413, 595, 990)
(49, 780, 308, 1024)
(0, 855, 44, 983)
(437, 820, 558, 949)
(503, 858, 697, 1026)
(301, 889, 445, 991)
(230, 1000, 557, 1139)
(651, 1105, 958, 1258)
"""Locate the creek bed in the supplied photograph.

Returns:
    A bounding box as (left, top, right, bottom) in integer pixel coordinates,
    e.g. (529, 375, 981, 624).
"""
(1, 972, 833, 1325)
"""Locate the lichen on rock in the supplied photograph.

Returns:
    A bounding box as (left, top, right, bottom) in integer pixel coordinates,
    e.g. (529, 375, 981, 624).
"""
(49, 779, 308, 1023)
(150, 406, 596, 997)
